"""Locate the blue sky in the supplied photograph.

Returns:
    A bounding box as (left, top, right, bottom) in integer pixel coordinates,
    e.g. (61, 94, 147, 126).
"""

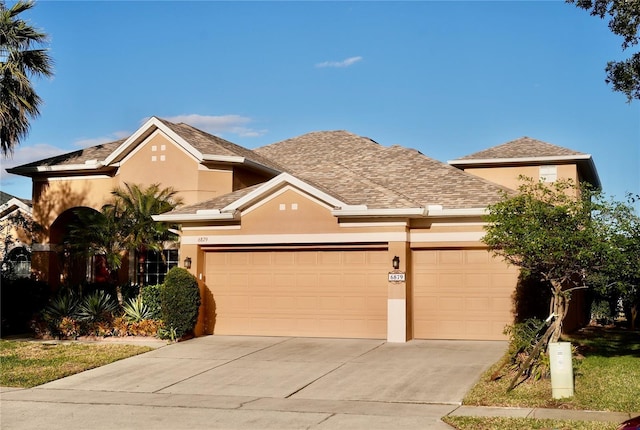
(2, 0, 639, 204)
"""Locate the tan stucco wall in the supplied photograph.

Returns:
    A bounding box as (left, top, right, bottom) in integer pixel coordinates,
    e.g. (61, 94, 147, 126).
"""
(462, 164, 579, 190)
(118, 134, 204, 206)
(195, 167, 234, 204)
(240, 188, 344, 235)
(32, 177, 116, 242)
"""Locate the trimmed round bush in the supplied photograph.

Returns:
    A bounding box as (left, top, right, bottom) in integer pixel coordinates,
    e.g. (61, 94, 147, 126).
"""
(160, 267, 200, 339)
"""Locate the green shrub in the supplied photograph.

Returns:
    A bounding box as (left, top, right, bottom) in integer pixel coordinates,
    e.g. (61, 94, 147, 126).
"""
(141, 284, 163, 320)
(160, 268, 200, 339)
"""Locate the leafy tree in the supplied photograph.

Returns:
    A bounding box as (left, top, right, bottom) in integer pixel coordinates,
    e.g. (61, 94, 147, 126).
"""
(567, 0, 640, 101)
(0, 0, 53, 155)
(483, 177, 605, 343)
(588, 194, 640, 328)
(108, 183, 182, 286)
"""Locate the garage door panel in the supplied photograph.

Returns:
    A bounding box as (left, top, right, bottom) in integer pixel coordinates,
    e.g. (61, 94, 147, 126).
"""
(205, 249, 387, 338)
(413, 249, 518, 340)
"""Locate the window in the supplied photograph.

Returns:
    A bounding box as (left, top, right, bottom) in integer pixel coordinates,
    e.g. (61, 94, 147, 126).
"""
(540, 165, 557, 183)
(143, 249, 178, 285)
(3, 246, 31, 278)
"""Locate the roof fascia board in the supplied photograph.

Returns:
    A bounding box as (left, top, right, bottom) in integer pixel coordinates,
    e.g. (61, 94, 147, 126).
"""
(448, 154, 593, 166)
(152, 211, 238, 222)
(103, 117, 203, 165)
(426, 207, 487, 217)
(332, 207, 427, 218)
(7, 163, 110, 175)
(221, 172, 359, 213)
(201, 155, 280, 175)
(202, 154, 245, 163)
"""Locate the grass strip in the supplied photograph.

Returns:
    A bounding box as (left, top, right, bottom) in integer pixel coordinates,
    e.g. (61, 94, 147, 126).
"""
(442, 416, 619, 430)
(0, 340, 153, 388)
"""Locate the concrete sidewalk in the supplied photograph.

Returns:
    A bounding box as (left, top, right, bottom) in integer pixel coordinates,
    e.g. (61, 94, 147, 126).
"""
(0, 336, 636, 429)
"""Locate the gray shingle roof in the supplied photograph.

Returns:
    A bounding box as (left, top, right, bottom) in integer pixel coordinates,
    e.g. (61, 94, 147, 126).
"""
(253, 130, 511, 210)
(158, 120, 285, 172)
(456, 136, 586, 161)
(14, 140, 125, 168)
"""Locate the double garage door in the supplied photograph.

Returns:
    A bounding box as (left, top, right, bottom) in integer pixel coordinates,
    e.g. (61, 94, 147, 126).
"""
(204, 248, 388, 339)
(203, 248, 518, 340)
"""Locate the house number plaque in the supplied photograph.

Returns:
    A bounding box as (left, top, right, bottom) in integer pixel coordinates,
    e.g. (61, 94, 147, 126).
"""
(388, 271, 406, 283)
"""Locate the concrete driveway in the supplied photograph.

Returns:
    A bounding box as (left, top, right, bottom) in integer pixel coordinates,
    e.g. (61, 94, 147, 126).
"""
(1, 336, 506, 430)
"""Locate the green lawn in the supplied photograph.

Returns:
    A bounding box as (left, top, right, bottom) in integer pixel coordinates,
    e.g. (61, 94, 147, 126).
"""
(0, 340, 153, 388)
(444, 326, 640, 430)
(462, 326, 640, 413)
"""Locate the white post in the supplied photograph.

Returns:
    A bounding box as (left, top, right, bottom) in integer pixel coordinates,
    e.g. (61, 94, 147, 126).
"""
(549, 342, 574, 399)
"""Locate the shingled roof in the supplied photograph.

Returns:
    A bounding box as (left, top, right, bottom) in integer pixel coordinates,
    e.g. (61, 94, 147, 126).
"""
(257, 130, 512, 210)
(157, 119, 285, 172)
(7, 117, 284, 176)
(448, 136, 600, 188)
(454, 136, 586, 161)
(12, 139, 125, 169)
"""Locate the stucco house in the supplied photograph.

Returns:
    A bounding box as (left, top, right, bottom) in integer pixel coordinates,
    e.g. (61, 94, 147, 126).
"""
(7, 117, 600, 341)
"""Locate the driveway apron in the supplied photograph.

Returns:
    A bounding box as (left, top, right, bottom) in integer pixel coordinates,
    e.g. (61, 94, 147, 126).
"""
(1, 336, 506, 430)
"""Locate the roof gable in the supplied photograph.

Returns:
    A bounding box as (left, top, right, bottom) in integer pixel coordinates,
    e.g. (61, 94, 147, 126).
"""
(448, 136, 601, 188)
(453, 136, 586, 161)
(8, 117, 282, 177)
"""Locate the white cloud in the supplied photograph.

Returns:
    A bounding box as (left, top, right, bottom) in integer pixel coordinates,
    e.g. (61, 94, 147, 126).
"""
(1, 143, 66, 184)
(163, 114, 267, 138)
(315, 56, 363, 68)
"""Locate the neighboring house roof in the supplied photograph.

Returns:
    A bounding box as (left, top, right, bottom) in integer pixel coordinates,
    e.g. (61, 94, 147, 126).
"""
(0, 192, 32, 219)
(449, 136, 601, 188)
(1, 191, 31, 207)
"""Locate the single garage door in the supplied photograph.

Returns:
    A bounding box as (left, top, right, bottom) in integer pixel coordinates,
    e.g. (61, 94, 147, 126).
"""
(412, 249, 519, 340)
(204, 248, 388, 338)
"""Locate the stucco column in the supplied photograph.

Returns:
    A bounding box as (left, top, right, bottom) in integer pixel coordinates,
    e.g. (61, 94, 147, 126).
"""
(387, 241, 410, 342)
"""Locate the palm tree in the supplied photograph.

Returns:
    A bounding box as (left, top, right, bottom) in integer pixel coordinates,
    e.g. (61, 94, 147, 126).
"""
(108, 183, 182, 286)
(1, 0, 53, 156)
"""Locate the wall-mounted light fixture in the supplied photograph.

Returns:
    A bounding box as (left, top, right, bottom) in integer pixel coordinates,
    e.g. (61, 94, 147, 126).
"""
(183, 257, 192, 269)
(392, 256, 400, 270)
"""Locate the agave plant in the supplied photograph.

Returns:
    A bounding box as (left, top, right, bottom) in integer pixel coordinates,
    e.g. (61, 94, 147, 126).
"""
(77, 290, 118, 323)
(42, 290, 81, 323)
(122, 296, 152, 323)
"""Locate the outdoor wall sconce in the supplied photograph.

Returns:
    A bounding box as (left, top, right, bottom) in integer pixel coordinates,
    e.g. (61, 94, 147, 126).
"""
(392, 256, 400, 270)
(183, 257, 192, 269)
